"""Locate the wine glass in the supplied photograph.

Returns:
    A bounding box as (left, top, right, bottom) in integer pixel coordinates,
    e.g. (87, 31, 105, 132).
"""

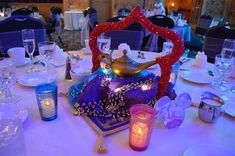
(22, 29, 35, 72)
(38, 41, 56, 71)
(211, 54, 233, 92)
(97, 36, 111, 54)
(221, 39, 235, 92)
(0, 59, 19, 104)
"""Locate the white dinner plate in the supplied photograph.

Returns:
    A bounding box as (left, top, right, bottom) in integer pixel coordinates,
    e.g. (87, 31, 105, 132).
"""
(81, 48, 92, 54)
(183, 144, 235, 156)
(224, 102, 235, 118)
(18, 72, 56, 87)
(180, 70, 212, 84)
(51, 59, 66, 67)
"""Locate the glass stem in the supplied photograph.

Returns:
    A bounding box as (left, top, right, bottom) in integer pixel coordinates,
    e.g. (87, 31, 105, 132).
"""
(2, 87, 12, 100)
(29, 54, 33, 66)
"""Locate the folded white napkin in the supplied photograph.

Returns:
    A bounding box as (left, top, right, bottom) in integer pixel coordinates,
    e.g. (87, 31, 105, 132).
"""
(53, 45, 66, 60)
(51, 45, 67, 67)
(118, 43, 131, 54)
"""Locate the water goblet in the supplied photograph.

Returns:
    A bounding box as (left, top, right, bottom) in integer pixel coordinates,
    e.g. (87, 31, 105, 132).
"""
(221, 39, 235, 93)
(38, 41, 56, 71)
(211, 54, 233, 91)
(221, 39, 235, 58)
(98, 36, 111, 54)
(0, 59, 19, 104)
(22, 29, 35, 73)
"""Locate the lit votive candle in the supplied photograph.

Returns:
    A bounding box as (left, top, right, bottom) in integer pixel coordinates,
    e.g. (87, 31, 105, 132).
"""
(40, 98, 56, 118)
(129, 104, 157, 151)
(36, 83, 58, 121)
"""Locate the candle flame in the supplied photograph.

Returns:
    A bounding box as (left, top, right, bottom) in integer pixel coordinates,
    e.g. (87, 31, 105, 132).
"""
(171, 3, 175, 7)
(137, 128, 142, 134)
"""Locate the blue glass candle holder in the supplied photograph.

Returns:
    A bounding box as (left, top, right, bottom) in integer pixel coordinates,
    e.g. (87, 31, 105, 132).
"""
(35, 83, 58, 121)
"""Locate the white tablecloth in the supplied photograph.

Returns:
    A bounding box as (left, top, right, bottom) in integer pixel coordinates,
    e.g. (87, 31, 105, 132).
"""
(64, 11, 84, 30)
(11, 50, 235, 156)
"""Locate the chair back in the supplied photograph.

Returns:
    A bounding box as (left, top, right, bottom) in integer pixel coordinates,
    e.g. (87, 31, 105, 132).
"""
(106, 16, 143, 31)
(205, 24, 235, 39)
(11, 8, 33, 16)
(0, 15, 46, 56)
(203, 24, 235, 63)
(48, 7, 63, 32)
(117, 8, 131, 16)
(0, 29, 46, 57)
(148, 15, 175, 28)
(0, 15, 45, 33)
(195, 15, 213, 35)
(84, 7, 98, 32)
(144, 15, 174, 52)
(105, 30, 144, 50)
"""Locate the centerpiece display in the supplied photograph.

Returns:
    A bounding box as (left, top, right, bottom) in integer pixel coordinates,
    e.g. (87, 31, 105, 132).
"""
(68, 6, 184, 136)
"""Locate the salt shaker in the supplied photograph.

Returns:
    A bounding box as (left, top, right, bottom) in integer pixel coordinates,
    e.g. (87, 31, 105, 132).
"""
(65, 56, 72, 80)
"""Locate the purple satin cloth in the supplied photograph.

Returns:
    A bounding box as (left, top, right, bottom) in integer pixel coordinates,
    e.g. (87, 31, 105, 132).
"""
(73, 72, 176, 118)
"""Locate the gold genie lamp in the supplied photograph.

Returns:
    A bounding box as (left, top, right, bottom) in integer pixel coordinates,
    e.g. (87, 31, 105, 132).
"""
(99, 50, 157, 77)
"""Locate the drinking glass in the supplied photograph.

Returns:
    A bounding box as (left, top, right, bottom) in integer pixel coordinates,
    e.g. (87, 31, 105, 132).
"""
(35, 83, 58, 121)
(221, 39, 235, 58)
(162, 41, 173, 55)
(97, 36, 111, 54)
(22, 29, 35, 72)
(221, 39, 235, 92)
(211, 54, 233, 91)
(0, 59, 19, 104)
(0, 112, 26, 156)
(38, 41, 56, 71)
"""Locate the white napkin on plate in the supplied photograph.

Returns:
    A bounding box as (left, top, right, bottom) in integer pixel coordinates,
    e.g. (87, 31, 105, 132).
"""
(51, 45, 67, 67)
(53, 45, 66, 60)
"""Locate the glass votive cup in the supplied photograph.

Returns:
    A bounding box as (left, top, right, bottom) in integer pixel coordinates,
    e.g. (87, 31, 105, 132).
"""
(129, 104, 157, 151)
(0, 115, 26, 156)
(35, 83, 58, 121)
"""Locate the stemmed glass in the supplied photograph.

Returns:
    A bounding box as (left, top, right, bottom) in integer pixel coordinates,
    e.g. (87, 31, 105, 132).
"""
(221, 39, 235, 93)
(211, 54, 233, 91)
(22, 29, 35, 72)
(0, 59, 19, 104)
(98, 36, 111, 54)
(38, 41, 56, 71)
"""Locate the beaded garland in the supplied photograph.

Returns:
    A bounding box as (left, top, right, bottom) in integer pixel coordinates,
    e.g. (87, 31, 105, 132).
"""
(73, 75, 157, 118)
(89, 6, 184, 99)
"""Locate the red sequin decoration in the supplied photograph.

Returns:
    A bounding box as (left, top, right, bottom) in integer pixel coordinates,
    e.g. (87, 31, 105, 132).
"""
(89, 6, 184, 99)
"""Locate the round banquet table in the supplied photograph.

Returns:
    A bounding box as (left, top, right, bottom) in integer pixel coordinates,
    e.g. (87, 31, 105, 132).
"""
(11, 50, 235, 156)
(64, 11, 84, 30)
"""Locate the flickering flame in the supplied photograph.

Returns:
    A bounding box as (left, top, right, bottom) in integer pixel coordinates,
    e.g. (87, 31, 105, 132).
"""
(171, 3, 175, 7)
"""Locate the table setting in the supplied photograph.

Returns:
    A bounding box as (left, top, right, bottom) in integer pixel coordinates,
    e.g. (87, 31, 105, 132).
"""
(0, 6, 235, 156)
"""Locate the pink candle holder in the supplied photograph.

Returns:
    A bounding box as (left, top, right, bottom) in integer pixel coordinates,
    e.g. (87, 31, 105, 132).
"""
(129, 104, 157, 151)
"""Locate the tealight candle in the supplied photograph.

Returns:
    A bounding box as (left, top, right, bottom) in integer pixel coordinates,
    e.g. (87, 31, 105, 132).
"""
(40, 98, 56, 118)
(35, 83, 58, 121)
(129, 104, 156, 151)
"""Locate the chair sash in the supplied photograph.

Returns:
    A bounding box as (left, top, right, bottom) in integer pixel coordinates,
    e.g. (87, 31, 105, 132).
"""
(0, 29, 46, 56)
(80, 16, 90, 46)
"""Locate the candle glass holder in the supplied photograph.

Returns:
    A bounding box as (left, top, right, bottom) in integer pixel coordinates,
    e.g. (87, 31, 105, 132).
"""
(129, 104, 157, 151)
(35, 83, 58, 121)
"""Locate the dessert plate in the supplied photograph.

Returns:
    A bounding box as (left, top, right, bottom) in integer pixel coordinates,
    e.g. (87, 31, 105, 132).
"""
(224, 102, 235, 118)
(18, 72, 56, 87)
(15, 58, 29, 67)
(183, 144, 235, 156)
(180, 70, 212, 84)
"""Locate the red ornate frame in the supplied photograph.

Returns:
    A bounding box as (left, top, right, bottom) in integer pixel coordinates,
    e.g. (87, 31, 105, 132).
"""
(89, 6, 184, 99)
